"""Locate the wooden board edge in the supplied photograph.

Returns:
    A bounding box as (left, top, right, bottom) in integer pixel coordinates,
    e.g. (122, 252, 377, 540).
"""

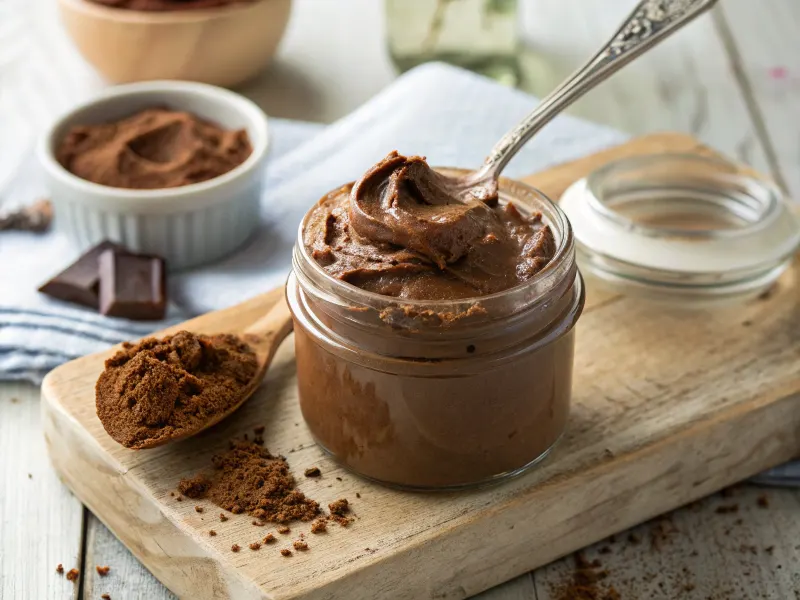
(41, 364, 800, 600)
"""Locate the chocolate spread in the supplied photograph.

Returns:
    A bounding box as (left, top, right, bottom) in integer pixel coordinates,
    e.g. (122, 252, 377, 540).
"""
(88, 0, 255, 10)
(303, 151, 556, 300)
(57, 108, 252, 190)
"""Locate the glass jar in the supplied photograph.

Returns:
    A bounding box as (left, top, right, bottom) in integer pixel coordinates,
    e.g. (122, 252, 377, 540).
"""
(286, 173, 584, 490)
(560, 154, 800, 305)
(385, 0, 522, 86)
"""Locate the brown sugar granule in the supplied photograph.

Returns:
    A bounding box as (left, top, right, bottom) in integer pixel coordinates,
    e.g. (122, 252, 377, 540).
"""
(304, 467, 321, 478)
(231, 544, 240, 553)
(66, 569, 79, 582)
(179, 475, 211, 499)
(194, 506, 204, 513)
(96, 331, 257, 449)
(757, 494, 770, 508)
(56, 564, 64, 574)
(310, 518, 328, 534)
(293, 541, 309, 551)
(715, 504, 739, 514)
(219, 513, 228, 522)
(249, 542, 261, 551)
(180, 439, 320, 524)
(278, 526, 291, 534)
(263, 533, 276, 544)
(96, 565, 110, 576)
(209, 530, 217, 536)
(280, 548, 292, 557)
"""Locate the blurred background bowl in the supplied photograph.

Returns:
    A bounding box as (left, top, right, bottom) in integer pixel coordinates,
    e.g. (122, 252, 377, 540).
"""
(57, 0, 292, 88)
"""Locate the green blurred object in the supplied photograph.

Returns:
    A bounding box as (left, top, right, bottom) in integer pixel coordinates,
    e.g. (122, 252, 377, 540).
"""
(385, 0, 521, 86)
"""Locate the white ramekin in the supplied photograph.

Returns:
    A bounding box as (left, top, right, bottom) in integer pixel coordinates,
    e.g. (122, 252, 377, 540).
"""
(38, 81, 269, 270)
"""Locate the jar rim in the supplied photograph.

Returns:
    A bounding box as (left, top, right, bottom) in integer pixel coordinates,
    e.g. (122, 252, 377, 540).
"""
(294, 169, 576, 311)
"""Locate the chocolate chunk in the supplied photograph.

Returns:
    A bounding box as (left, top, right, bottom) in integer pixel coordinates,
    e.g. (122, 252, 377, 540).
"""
(38, 241, 124, 308)
(98, 249, 166, 320)
(0, 199, 53, 232)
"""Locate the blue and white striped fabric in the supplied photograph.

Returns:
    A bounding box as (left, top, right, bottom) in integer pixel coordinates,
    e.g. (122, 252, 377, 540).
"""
(1, 63, 796, 484)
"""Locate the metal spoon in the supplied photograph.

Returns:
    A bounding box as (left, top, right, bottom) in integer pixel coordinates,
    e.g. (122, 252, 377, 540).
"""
(452, 0, 720, 202)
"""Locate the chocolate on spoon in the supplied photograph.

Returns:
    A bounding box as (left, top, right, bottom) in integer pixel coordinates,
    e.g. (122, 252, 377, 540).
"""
(96, 289, 293, 449)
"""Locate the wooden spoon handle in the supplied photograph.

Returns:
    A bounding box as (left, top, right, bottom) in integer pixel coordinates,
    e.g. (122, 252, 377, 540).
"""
(244, 289, 294, 368)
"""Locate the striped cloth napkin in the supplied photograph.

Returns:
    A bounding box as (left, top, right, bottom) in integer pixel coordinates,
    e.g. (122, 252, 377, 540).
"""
(0, 63, 795, 485)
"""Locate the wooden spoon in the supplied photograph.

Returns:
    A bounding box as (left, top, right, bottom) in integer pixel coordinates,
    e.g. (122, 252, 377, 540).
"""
(135, 292, 294, 449)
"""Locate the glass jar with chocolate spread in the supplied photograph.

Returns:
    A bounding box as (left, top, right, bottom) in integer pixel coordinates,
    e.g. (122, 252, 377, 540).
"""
(286, 153, 584, 489)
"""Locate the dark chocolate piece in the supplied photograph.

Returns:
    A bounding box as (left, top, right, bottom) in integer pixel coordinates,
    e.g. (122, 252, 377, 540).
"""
(0, 199, 53, 232)
(38, 241, 125, 308)
(98, 249, 167, 320)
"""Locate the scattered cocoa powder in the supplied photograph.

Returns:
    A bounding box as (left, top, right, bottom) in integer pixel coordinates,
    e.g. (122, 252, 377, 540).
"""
(56, 564, 64, 574)
(757, 494, 769, 508)
(219, 513, 228, 522)
(66, 569, 79, 582)
(96, 565, 110, 576)
(249, 542, 261, 551)
(263, 533, 276, 544)
(231, 544, 240, 553)
(209, 530, 217, 536)
(96, 331, 257, 448)
(304, 467, 321, 477)
(293, 541, 309, 551)
(280, 549, 292, 557)
(310, 518, 328, 534)
(715, 504, 739, 514)
(254, 426, 265, 435)
(550, 552, 618, 600)
(178, 438, 320, 524)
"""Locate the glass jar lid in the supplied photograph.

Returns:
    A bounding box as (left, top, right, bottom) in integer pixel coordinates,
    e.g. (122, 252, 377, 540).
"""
(559, 154, 800, 304)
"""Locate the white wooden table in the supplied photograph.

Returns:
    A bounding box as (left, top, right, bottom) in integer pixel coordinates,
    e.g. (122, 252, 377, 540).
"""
(1, 1, 798, 598)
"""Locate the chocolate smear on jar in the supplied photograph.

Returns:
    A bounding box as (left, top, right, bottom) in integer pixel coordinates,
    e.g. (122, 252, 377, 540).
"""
(95, 331, 257, 448)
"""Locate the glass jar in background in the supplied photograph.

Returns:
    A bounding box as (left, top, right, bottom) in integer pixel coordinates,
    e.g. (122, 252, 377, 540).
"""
(385, 0, 522, 86)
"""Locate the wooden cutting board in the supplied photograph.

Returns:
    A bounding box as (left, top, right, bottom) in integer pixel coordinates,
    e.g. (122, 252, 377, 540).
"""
(42, 133, 800, 600)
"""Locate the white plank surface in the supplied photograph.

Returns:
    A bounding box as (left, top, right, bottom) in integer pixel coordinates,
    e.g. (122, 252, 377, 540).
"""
(0, 384, 84, 600)
(1, 0, 799, 598)
(714, 0, 800, 199)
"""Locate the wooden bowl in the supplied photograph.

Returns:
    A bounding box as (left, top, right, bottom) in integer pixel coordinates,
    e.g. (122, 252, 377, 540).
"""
(57, 0, 292, 88)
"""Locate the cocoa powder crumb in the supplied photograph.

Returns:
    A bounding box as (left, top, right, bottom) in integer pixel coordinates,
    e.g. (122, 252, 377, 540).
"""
(336, 477, 343, 481)
(293, 541, 309, 551)
(96, 331, 257, 449)
(356, 492, 361, 499)
(96, 565, 110, 576)
(0, 199, 53, 233)
(179, 475, 211, 499)
(254, 426, 265, 435)
(310, 519, 328, 534)
(66, 569, 79, 582)
(263, 533, 276, 544)
(102, 594, 111, 600)
(249, 542, 261, 551)
(252, 520, 265, 527)
(304, 467, 321, 478)
(195, 506, 203, 513)
(715, 504, 739, 514)
(219, 513, 228, 522)
(56, 564, 64, 574)
(280, 549, 292, 557)
(278, 526, 291, 534)
(209, 530, 217, 536)
(179, 438, 320, 524)
(765, 545, 775, 554)
(757, 494, 769, 508)
(627, 532, 641, 545)
(176, 496, 183, 501)
(329, 498, 353, 527)
(231, 544, 240, 553)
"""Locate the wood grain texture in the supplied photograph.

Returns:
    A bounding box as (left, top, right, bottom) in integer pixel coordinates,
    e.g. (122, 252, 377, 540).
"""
(0, 383, 84, 600)
(518, 0, 771, 173)
(40, 135, 800, 600)
(714, 0, 800, 200)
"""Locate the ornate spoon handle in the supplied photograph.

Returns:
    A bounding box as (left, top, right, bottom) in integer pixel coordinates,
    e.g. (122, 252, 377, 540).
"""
(475, 0, 719, 183)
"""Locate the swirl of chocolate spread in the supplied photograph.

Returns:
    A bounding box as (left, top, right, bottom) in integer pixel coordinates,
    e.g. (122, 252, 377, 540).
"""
(304, 151, 556, 300)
